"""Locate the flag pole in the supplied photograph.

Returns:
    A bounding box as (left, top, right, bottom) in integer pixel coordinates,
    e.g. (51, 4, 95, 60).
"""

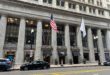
(79, 17, 86, 63)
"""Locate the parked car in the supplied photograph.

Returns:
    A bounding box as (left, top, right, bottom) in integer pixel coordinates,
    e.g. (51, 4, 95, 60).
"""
(20, 60, 50, 71)
(0, 58, 12, 71)
(103, 61, 110, 66)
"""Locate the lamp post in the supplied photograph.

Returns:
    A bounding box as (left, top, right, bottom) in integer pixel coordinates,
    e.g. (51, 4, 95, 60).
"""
(29, 29, 34, 62)
(30, 29, 34, 50)
(94, 36, 101, 65)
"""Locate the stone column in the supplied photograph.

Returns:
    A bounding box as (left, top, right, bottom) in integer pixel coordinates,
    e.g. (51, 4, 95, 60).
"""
(97, 29, 105, 64)
(94, 0, 97, 5)
(76, 4, 79, 12)
(106, 30, 110, 55)
(87, 28, 95, 63)
(65, 24, 73, 64)
(51, 29, 59, 64)
(0, 15, 7, 58)
(15, 17, 25, 65)
(52, 0, 56, 8)
(86, 6, 89, 14)
(34, 20, 42, 61)
(65, 1, 69, 10)
(101, 0, 107, 8)
(38, 0, 43, 5)
(104, 11, 109, 18)
(95, 9, 99, 16)
(77, 27, 84, 63)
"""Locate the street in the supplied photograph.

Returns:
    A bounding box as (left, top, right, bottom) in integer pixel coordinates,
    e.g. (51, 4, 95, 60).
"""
(0, 66, 110, 75)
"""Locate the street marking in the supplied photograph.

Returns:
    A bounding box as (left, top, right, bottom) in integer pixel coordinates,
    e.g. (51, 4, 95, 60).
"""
(93, 73, 99, 75)
(52, 73, 63, 75)
(32, 69, 110, 75)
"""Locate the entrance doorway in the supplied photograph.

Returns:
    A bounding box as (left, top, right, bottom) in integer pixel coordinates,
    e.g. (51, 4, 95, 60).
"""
(24, 50, 34, 62)
(59, 56, 65, 64)
(58, 51, 66, 65)
(73, 55, 78, 64)
(43, 56, 50, 63)
(72, 52, 79, 64)
(42, 50, 52, 64)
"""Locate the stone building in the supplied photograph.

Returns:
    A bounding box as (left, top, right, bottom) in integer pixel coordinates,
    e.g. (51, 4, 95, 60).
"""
(0, 0, 110, 65)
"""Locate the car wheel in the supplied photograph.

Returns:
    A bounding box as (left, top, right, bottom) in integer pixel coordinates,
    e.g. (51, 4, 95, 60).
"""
(24, 67, 28, 70)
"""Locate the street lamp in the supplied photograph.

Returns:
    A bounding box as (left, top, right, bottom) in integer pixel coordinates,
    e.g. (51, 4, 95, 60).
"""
(30, 29, 34, 49)
(29, 29, 34, 62)
(94, 36, 101, 65)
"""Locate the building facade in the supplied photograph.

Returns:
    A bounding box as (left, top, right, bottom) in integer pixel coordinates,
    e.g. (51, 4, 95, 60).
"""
(0, 0, 110, 65)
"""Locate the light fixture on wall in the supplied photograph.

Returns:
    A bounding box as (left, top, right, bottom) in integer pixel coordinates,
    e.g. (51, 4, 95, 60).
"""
(45, 24, 49, 27)
(8, 18, 14, 23)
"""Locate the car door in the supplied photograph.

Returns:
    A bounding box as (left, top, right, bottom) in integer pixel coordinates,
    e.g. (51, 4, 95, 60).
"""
(29, 61, 37, 70)
(35, 61, 43, 69)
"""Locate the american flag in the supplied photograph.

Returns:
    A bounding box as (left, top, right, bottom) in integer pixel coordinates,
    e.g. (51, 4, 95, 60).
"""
(80, 18, 86, 38)
(50, 14, 58, 32)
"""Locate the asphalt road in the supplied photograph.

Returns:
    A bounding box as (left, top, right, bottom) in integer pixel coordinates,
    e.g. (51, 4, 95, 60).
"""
(0, 66, 110, 75)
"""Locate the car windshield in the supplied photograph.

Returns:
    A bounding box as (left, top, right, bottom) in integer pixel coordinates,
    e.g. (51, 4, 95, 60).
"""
(0, 60, 6, 62)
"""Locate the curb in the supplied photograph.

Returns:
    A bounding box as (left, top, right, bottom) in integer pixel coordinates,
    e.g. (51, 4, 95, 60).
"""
(11, 64, 99, 70)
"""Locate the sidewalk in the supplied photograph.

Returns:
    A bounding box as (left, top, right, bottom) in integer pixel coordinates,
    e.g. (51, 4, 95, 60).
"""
(11, 63, 98, 70)
(51, 63, 98, 68)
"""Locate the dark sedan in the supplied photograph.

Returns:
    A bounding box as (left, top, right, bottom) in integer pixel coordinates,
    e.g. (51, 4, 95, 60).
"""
(20, 60, 50, 70)
(103, 61, 110, 66)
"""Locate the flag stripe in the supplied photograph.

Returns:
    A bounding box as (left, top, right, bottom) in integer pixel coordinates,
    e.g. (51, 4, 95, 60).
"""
(50, 14, 58, 32)
(50, 20, 57, 29)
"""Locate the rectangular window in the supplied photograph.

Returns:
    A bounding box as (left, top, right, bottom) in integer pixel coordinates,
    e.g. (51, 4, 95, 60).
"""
(42, 22, 51, 45)
(73, 4, 76, 9)
(68, 3, 76, 9)
(56, 0, 65, 7)
(79, 5, 86, 12)
(57, 25, 65, 46)
(57, 0, 60, 6)
(43, 0, 52, 4)
(98, 10, 104, 15)
(57, 33, 65, 46)
(89, 8, 92, 13)
(43, 0, 46, 3)
(93, 8, 95, 14)
(61, 1, 64, 6)
(69, 3, 72, 8)
(97, 0, 102, 7)
(69, 26, 77, 47)
(83, 6, 86, 11)
(89, 7, 96, 14)
(79, 5, 82, 11)
(48, 0, 52, 4)
(5, 17, 20, 43)
(25, 19, 37, 45)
